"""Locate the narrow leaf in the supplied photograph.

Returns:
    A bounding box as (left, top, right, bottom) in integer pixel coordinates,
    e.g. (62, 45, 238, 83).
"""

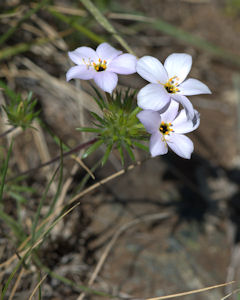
(101, 144, 113, 166)
(82, 139, 103, 159)
(0, 139, 13, 203)
(133, 141, 149, 152)
(77, 127, 101, 133)
(124, 142, 135, 161)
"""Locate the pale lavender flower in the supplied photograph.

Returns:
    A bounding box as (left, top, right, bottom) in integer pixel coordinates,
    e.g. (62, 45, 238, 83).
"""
(137, 101, 200, 159)
(66, 42, 137, 93)
(136, 54, 211, 119)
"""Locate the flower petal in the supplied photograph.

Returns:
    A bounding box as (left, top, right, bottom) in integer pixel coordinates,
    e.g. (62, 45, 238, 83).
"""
(150, 132, 168, 157)
(136, 56, 168, 84)
(171, 94, 194, 120)
(179, 78, 211, 95)
(167, 133, 194, 159)
(96, 43, 122, 62)
(107, 54, 137, 74)
(93, 71, 118, 93)
(68, 46, 98, 65)
(66, 65, 95, 81)
(137, 110, 161, 134)
(160, 100, 179, 123)
(137, 83, 170, 111)
(172, 109, 200, 133)
(164, 53, 192, 84)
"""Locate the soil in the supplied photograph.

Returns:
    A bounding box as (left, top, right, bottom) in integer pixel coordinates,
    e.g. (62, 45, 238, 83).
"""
(1, 0, 240, 299)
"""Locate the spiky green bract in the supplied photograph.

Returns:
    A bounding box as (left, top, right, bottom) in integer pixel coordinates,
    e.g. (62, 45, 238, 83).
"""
(78, 88, 149, 166)
(2, 90, 40, 130)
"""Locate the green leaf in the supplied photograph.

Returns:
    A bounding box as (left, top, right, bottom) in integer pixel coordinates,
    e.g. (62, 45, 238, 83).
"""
(0, 209, 25, 240)
(90, 112, 107, 125)
(76, 127, 101, 133)
(124, 142, 135, 161)
(101, 144, 113, 166)
(129, 106, 142, 119)
(117, 144, 124, 166)
(8, 191, 27, 204)
(82, 140, 104, 159)
(0, 139, 13, 203)
(89, 84, 106, 109)
(132, 141, 149, 152)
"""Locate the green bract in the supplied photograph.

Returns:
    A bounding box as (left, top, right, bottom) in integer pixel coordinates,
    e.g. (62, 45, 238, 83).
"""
(77, 88, 149, 166)
(1, 84, 40, 130)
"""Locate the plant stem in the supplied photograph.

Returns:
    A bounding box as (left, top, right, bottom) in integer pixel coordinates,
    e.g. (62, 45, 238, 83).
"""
(0, 127, 17, 139)
(48, 8, 105, 44)
(80, 0, 136, 56)
(6, 138, 98, 182)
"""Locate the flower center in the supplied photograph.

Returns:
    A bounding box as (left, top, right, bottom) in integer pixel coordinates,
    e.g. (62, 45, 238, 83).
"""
(93, 58, 107, 72)
(159, 121, 173, 135)
(164, 76, 180, 94)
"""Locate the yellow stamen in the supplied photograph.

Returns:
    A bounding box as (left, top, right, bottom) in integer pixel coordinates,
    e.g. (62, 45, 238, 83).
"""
(93, 58, 107, 72)
(163, 76, 180, 94)
(159, 121, 173, 136)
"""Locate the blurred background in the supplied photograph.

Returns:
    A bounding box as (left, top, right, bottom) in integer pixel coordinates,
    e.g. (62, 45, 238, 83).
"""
(0, 0, 240, 299)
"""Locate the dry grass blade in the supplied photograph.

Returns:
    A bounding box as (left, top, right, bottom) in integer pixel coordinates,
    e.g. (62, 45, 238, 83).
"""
(77, 212, 171, 300)
(0, 203, 79, 272)
(0, 161, 144, 271)
(0, 29, 73, 61)
(147, 281, 235, 300)
(47, 5, 87, 16)
(221, 288, 240, 300)
(71, 154, 95, 179)
(108, 12, 154, 22)
(9, 268, 25, 300)
(28, 274, 48, 300)
(69, 160, 143, 203)
(32, 121, 57, 194)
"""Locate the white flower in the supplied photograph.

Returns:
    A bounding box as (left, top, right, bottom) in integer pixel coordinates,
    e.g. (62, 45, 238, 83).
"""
(66, 42, 137, 93)
(136, 53, 211, 119)
(137, 101, 200, 159)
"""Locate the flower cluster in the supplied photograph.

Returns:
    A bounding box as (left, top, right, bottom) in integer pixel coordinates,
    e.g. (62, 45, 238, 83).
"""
(67, 43, 211, 160)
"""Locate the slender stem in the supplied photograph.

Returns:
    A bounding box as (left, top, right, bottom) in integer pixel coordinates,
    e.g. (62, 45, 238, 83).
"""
(48, 8, 105, 44)
(80, 0, 136, 56)
(0, 127, 17, 139)
(6, 138, 98, 182)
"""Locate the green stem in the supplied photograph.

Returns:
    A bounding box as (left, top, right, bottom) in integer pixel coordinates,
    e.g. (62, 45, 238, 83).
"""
(48, 8, 105, 44)
(80, 0, 136, 55)
(0, 140, 13, 204)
